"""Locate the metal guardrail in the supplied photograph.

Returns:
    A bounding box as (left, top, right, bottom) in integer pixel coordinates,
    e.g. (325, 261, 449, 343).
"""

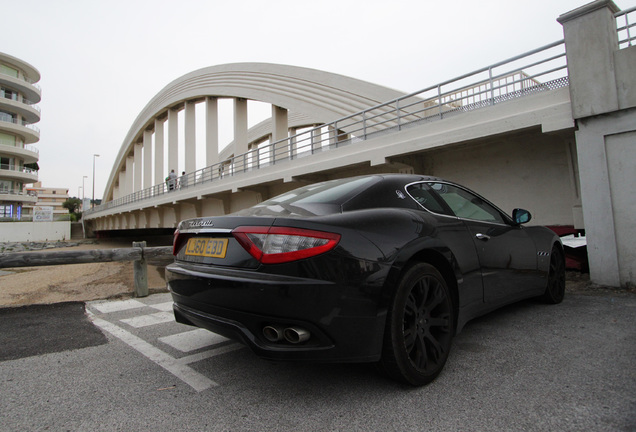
(0, 189, 37, 197)
(0, 70, 41, 92)
(0, 117, 40, 133)
(0, 242, 173, 297)
(86, 40, 569, 217)
(1, 91, 41, 112)
(0, 142, 40, 155)
(0, 164, 38, 175)
(616, 5, 636, 48)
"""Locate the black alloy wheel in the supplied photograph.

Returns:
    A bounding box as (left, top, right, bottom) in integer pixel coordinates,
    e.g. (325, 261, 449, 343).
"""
(380, 263, 455, 386)
(542, 245, 566, 304)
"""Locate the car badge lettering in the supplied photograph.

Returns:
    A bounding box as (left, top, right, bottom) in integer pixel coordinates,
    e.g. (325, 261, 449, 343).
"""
(395, 190, 406, 199)
(189, 220, 215, 228)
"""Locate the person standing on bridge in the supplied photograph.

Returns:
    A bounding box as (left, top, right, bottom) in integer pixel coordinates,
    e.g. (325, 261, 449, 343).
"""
(168, 169, 177, 191)
(180, 171, 187, 189)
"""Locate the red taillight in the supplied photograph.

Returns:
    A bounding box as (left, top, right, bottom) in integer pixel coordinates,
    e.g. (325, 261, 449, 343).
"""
(172, 229, 193, 256)
(232, 226, 341, 264)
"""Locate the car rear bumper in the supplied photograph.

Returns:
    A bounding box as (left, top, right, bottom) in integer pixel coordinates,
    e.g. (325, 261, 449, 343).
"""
(166, 262, 386, 363)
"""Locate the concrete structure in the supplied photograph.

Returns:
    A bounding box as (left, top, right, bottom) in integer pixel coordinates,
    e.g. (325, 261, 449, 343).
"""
(85, 1, 635, 288)
(558, 0, 636, 288)
(0, 52, 41, 220)
(24, 182, 70, 220)
(0, 221, 70, 242)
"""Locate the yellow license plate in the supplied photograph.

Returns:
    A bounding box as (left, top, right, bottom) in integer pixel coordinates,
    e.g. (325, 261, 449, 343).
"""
(184, 238, 229, 258)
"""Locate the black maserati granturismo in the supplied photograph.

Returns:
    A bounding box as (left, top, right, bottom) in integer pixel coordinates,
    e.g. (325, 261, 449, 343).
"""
(166, 174, 565, 385)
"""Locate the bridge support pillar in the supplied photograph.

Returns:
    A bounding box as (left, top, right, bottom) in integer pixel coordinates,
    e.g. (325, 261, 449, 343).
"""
(185, 101, 196, 173)
(199, 197, 225, 217)
(206, 97, 219, 167)
(234, 98, 248, 156)
(149, 207, 163, 228)
(143, 129, 153, 189)
(311, 126, 322, 153)
(289, 127, 297, 159)
(559, 0, 636, 288)
(125, 156, 134, 195)
(133, 142, 142, 192)
(154, 118, 165, 186)
(168, 109, 179, 174)
(272, 105, 289, 162)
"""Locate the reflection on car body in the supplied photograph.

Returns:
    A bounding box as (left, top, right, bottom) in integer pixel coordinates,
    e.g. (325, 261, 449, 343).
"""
(166, 174, 565, 385)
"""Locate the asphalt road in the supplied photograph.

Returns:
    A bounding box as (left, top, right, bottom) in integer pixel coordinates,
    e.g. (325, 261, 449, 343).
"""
(1, 289, 635, 431)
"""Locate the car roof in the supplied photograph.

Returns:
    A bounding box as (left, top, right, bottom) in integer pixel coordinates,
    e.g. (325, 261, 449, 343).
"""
(364, 173, 445, 184)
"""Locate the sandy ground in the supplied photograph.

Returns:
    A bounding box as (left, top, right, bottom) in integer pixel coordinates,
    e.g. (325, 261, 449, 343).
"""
(0, 239, 170, 308)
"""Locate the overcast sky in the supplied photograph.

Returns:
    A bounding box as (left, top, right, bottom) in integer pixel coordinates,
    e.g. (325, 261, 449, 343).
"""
(4, 0, 635, 199)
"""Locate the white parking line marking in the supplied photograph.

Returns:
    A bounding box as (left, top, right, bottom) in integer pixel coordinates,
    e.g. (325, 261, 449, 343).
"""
(159, 328, 230, 352)
(120, 312, 174, 328)
(90, 299, 146, 314)
(178, 344, 244, 364)
(149, 302, 174, 312)
(89, 314, 217, 392)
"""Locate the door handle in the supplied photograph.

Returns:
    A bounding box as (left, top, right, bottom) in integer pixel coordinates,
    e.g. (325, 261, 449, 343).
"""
(475, 233, 490, 241)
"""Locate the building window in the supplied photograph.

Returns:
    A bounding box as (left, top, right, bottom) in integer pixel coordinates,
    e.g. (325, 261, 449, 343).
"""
(0, 132, 17, 147)
(0, 64, 19, 78)
(0, 204, 14, 218)
(1, 87, 18, 101)
(0, 110, 15, 123)
(1, 156, 14, 170)
(0, 180, 11, 193)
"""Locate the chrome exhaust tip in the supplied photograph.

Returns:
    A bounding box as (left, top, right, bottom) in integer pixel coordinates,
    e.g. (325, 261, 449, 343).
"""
(284, 327, 311, 344)
(262, 325, 285, 342)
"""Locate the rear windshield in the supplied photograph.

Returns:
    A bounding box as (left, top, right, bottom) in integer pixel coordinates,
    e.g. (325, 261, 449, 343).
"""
(239, 176, 378, 216)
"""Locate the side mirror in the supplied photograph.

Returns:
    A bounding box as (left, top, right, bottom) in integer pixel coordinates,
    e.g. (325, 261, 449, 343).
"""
(512, 208, 532, 225)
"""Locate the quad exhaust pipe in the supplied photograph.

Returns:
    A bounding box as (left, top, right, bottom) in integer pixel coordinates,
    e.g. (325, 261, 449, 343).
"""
(263, 325, 310, 344)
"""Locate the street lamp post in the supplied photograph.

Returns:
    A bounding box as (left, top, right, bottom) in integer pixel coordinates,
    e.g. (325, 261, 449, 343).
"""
(82, 176, 88, 211)
(92, 154, 100, 209)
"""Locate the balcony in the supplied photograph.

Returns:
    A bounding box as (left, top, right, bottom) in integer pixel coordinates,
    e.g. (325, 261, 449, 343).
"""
(0, 117, 40, 144)
(0, 143, 39, 163)
(0, 95, 41, 124)
(0, 164, 38, 183)
(0, 72, 41, 104)
(0, 189, 38, 204)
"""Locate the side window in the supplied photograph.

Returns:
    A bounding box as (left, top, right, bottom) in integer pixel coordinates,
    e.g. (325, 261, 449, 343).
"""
(429, 183, 506, 224)
(406, 183, 451, 215)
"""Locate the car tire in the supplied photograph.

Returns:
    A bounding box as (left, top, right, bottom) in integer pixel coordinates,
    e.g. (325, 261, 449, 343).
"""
(542, 245, 566, 304)
(380, 262, 455, 386)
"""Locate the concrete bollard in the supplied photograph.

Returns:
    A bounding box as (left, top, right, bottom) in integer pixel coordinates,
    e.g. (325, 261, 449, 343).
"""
(132, 241, 149, 297)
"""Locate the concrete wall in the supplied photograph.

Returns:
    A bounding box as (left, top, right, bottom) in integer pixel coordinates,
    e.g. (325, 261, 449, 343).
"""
(0, 221, 71, 242)
(559, 0, 636, 287)
(605, 130, 636, 286)
(575, 109, 636, 288)
(412, 133, 578, 227)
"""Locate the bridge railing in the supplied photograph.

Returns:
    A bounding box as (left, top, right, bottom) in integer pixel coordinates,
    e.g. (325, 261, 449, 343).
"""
(616, 5, 636, 48)
(86, 40, 569, 217)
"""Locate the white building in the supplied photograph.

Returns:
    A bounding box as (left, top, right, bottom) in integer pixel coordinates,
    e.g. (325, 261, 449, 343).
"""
(0, 52, 41, 220)
(24, 182, 70, 220)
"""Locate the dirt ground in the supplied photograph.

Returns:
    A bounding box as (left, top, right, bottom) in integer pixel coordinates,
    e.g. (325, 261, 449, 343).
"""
(0, 239, 170, 308)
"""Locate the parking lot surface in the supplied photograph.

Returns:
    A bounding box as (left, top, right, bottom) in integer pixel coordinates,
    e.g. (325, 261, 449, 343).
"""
(1, 290, 635, 431)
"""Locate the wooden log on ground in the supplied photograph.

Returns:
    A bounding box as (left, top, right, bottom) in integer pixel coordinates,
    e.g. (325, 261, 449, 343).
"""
(0, 246, 173, 269)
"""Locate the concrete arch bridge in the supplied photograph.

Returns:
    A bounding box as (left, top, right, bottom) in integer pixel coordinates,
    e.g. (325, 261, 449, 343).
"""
(84, 1, 636, 288)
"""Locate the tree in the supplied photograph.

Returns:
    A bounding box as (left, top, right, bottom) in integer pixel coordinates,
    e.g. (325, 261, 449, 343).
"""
(62, 197, 82, 214)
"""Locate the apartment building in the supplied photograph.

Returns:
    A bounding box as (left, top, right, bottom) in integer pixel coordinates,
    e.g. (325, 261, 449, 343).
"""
(0, 52, 41, 220)
(24, 181, 70, 220)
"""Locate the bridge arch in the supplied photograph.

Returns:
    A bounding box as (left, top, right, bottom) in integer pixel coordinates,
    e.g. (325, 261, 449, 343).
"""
(104, 63, 409, 202)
